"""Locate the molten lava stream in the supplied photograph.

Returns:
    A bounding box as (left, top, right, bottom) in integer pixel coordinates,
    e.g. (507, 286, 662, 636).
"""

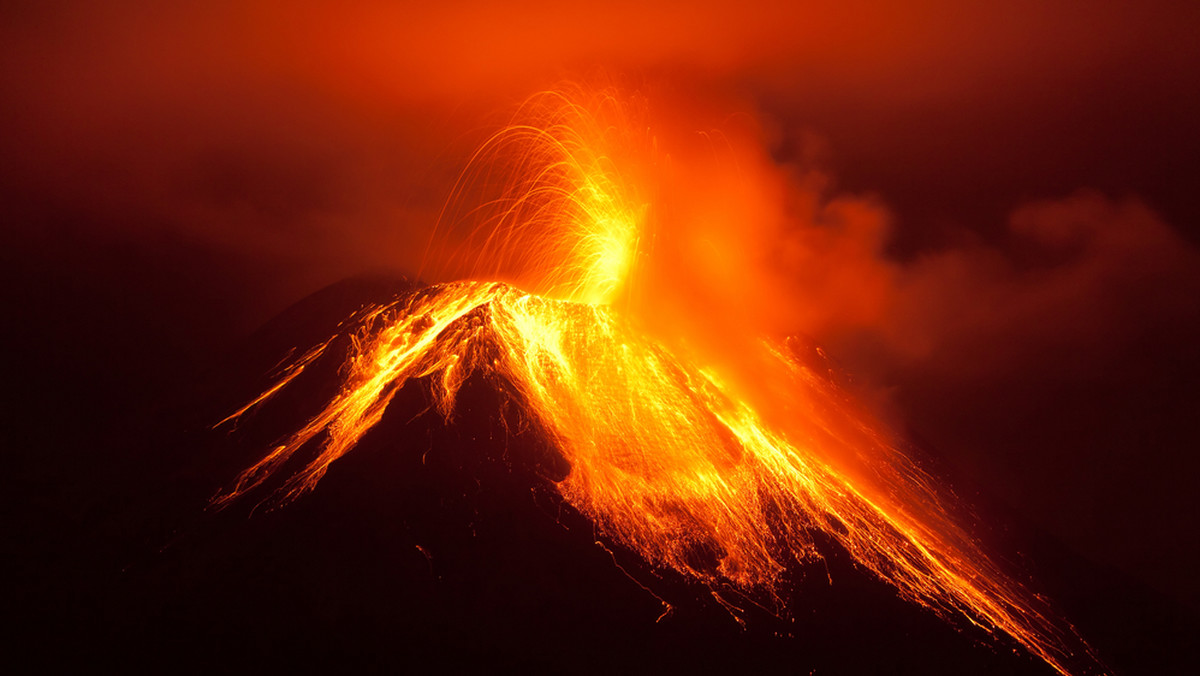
(213, 89, 1101, 676)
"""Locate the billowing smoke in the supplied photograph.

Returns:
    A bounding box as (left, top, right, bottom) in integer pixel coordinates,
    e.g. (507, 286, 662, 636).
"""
(3, 0, 1197, 609)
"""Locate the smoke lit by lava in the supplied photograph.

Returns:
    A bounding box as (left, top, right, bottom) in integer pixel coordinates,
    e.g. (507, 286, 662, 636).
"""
(213, 89, 1102, 675)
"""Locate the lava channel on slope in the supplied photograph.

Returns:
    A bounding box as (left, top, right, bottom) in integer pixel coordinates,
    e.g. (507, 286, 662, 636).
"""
(210, 89, 1102, 676)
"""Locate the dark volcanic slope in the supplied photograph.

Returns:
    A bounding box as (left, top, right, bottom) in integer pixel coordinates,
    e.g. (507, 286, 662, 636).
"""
(12, 277, 1194, 675)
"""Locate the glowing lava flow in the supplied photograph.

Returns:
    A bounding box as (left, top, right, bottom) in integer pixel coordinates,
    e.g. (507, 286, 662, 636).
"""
(214, 91, 1097, 675)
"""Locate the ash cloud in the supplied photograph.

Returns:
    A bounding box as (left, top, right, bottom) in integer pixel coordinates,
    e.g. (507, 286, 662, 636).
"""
(636, 110, 1200, 605)
(3, 0, 1198, 608)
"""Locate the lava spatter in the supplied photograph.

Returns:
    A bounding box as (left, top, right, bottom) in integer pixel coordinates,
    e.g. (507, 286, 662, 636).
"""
(214, 89, 1100, 676)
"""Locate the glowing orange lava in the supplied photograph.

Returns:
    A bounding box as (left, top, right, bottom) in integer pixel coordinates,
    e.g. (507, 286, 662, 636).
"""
(214, 89, 1099, 675)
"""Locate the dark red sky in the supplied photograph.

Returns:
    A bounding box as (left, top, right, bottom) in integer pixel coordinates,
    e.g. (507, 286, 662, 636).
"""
(4, 0, 1198, 613)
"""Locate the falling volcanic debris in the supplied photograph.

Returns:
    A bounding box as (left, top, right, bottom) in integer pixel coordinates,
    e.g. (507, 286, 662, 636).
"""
(212, 89, 1103, 675)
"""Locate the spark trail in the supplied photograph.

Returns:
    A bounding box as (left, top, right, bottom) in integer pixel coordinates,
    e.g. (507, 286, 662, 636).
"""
(214, 89, 1099, 676)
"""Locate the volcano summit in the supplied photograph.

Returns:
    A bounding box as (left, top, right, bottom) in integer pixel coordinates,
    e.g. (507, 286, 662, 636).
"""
(205, 273, 1097, 675)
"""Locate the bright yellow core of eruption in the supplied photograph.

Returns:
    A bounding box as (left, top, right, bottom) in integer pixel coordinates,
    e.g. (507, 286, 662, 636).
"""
(215, 91, 1095, 676)
(425, 91, 645, 307)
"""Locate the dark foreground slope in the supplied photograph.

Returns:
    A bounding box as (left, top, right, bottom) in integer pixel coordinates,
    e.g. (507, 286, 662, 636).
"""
(10, 276, 1196, 675)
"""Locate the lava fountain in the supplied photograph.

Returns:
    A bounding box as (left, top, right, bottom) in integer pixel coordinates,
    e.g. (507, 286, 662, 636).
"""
(213, 89, 1099, 675)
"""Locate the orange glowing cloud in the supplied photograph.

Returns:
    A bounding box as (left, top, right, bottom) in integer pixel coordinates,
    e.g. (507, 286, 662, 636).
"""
(3, 0, 1197, 614)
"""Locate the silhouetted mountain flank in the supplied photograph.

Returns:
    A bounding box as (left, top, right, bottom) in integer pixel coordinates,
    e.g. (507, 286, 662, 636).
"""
(12, 276, 1195, 675)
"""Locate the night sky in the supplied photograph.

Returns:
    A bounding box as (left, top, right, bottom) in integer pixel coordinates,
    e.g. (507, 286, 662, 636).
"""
(5, 2, 1198, 672)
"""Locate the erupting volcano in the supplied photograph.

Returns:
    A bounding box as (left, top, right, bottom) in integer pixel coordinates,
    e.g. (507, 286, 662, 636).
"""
(211, 90, 1100, 675)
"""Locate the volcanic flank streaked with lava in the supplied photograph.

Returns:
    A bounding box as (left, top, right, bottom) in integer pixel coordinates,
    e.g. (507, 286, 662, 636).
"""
(212, 88, 1104, 675)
